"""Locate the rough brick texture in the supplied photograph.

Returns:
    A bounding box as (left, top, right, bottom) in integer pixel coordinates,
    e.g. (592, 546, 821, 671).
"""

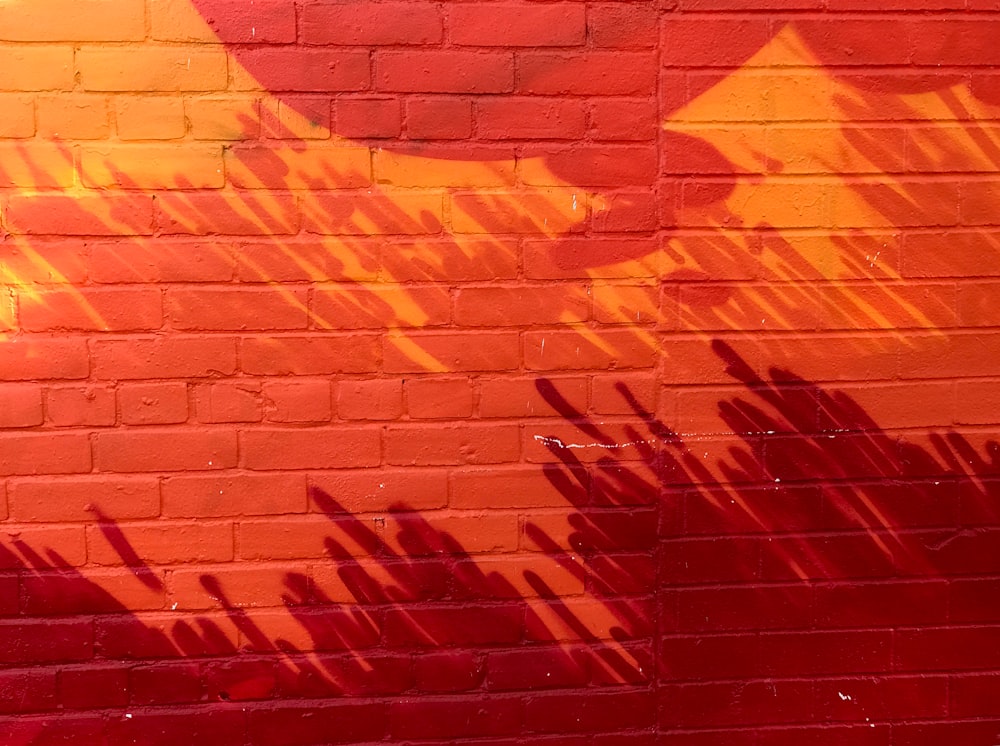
(0, 1, 998, 744)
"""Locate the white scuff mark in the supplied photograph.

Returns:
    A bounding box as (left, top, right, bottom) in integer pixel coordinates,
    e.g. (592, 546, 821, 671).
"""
(540, 338, 545, 354)
(533, 434, 655, 451)
(251, 26, 256, 38)
(838, 692, 852, 701)
(774, 478, 781, 483)
(171, 603, 178, 610)
(379, 483, 384, 488)
(125, 714, 133, 719)
(572, 194, 577, 211)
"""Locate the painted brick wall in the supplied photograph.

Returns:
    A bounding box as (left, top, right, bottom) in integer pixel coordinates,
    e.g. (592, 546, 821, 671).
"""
(0, 0, 999, 743)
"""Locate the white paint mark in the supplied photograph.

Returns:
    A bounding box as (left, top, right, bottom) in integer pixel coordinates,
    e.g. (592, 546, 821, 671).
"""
(838, 692, 852, 701)
(572, 194, 577, 211)
(533, 434, 654, 451)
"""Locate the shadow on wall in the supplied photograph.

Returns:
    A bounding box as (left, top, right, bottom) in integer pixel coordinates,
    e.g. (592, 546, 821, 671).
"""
(1, 342, 999, 744)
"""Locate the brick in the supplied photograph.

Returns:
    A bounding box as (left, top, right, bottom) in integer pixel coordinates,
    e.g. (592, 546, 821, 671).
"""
(231, 49, 370, 92)
(0, 0, 144, 41)
(6, 194, 155, 236)
(89, 240, 235, 283)
(385, 423, 520, 465)
(166, 288, 308, 331)
(162, 472, 307, 517)
(450, 190, 585, 234)
(81, 144, 224, 189)
(0, 620, 92, 664)
(249, 703, 385, 745)
(203, 657, 279, 701)
(130, 662, 202, 703)
(390, 697, 521, 739)
(156, 192, 300, 235)
(240, 427, 381, 469)
(518, 52, 657, 95)
(9, 476, 159, 522)
(36, 95, 109, 139)
(311, 284, 452, 329)
(0, 143, 74, 188)
(450, 3, 586, 46)
(308, 469, 449, 513)
(589, 4, 658, 48)
(115, 97, 187, 140)
(235, 239, 377, 282)
(21, 569, 165, 614)
(153, 0, 296, 43)
(524, 329, 657, 370)
(405, 378, 473, 419)
(0, 384, 42, 427)
(19, 288, 162, 332)
(97, 613, 237, 658)
(383, 605, 522, 646)
(524, 238, 658, 280)
(242, 335, 378, 375)
(0, 94, 34, 137)
(93, 429, 238, 472)
(305, 191, 443, 235)
(92, 337, 237, 379)
(378, 51, 514, 93)
(333, 97, 401, 139)
(0, 46, 73, 91)
(478, 376, 588, 418)
(58, 666, 128, 709)
(487, 647, 588, 690)
(262, 379, 332, 422)
(46, 386, 116, 427)
(0, 670, 56, 713)
(87, 521, 233, 565)
(413, 651, 483, 692)
(451, 467, 587, 509)
(106, 708, 247, 746)
(224, 145, 370, 189)
(78, 48, 229, 92)
(383, 331, 519, 373)
(405, 97, 472, 139)
(194, 382, 262, 423)
(383, 238, 518, 282)
(237, 516, 374, 560)
(301, 2, 442, 44)
(260, 96, 331, 139)
(120, 382, 189, 425)
(187, 96, 260, 140)
(475, 96, 585, 141)
(336, 379, 402, 421)
(455, 284, 589, 326)
(374, 146, 516, 188)
(0, 432, 90, 476)
(590, 99, 659, 141)
(170, 565, 301, 610)
(525, 690, 654, 732)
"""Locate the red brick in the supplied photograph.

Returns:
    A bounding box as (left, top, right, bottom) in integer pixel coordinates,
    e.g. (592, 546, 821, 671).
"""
(106, 707, 247, 746)
(0, 384, 42, 427)
(476, 96, 586, 140)
(390, 697, 521, 739)
(385, 423, 520, 465)
(336, 379, 402, 420)
(310, 284, 451, 328)
(378, 51, 514, 93)
(588, 4, 659, 48)
(130, 662, 202, 704)
(89, 240, 235, 283)
(518, 52, 657, 95)
(58, 666, 127, 709)
(87, 521, 233, 565)
(194, 382, 262, 423)
(0, 432, 90, 476)
(479, 376, 588, 418)
(0, 338, 88, 381)
(170, 565, 300, 610)
(241, 335, 379, 375)
(455, 284, 589, 326)
(231, 49, 369, 92)
(162, 472, 307, 518)
(119, 382, 189, 425)
(166, 288, 308, 331)
(383, 331, 519, 373)
(240, 427, 381, 469)
(522, 145, 657, 186)
(523, 330, 657, 371)
(590, 98, 659, 141)
(156, 192, 298, 235)
(383, 606, 522, 646)
(300, 2, 442, 44)
(450, 467, 586, 509)
(262, 379, 332, 422)
(301, 192, 443, 235)
(450, 3, 585, 46)
(93, 429, 237, 472)
(224, 145, 369, 190)
(21, 569, 165, 614)
(406, 97, 473, 139)
(413, 651, 484, 692)
(308, 469, 449, 513)
(0, 670, 56, 714)
(92, 336, 237, 379)
(9, 476, 159, 522)
(234, 239, 377, 282)
(333, 97, 401, 138)
(249, 703, 385, 745)
(526, 690, 654, 733)
(405, 378, 473, 419)
(0, 619, 93, 664)
(383, 238, 518, 282)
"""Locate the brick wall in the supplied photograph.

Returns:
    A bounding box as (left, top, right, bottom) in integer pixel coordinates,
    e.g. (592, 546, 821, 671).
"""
(0, 0, 999, 743)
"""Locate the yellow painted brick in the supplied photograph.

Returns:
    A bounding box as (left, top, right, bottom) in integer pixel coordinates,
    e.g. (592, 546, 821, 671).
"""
(186, 97, 260, 140)
(0, 45, 73, 91)
(37, 95, 111, 140)
(0, 95, 34, 138)
(260, 97, 331, 140)
(80, 145, 225, 189)
(0, 143, 75, 188)
(0, 0, 144, 42)
(115, 97, 187, 140)
(78, 47, 228, 92)
(225, 145, 371, 189)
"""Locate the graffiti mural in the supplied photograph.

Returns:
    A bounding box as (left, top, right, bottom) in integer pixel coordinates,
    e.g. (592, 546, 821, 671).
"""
(0, 0, 998, 743)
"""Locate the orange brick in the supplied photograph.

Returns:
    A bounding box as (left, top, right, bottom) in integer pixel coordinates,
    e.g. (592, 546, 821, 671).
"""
(18, 288, 163, 332)
(86, 521, 234, 565)
(0, 46, 74, 91)
(36, 94, 110, 139)
(78, 48, 228, 92)
(46, 386, 117, 427)
(81, 145, 224, 189)
(161, 472, 307, 518)
(0, 384, 43, 427)
(9, 477, 159, 522)
(224, 145, 370, 189)
(115, 97, 187, 140)
(0, 95, 35, 138)
(0, 143, 74, 188)
(119, 382, 190, 426)
(151, 0, 295, 43)
(336, 379, 402, 421)
(165, 287, 308, 331)
(262, 379, 332, 423)
(194, 382, 262, 424)
(405, 378, 474, 419)
(6, 194, 155, 236)
(0, 0, 144, 41)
